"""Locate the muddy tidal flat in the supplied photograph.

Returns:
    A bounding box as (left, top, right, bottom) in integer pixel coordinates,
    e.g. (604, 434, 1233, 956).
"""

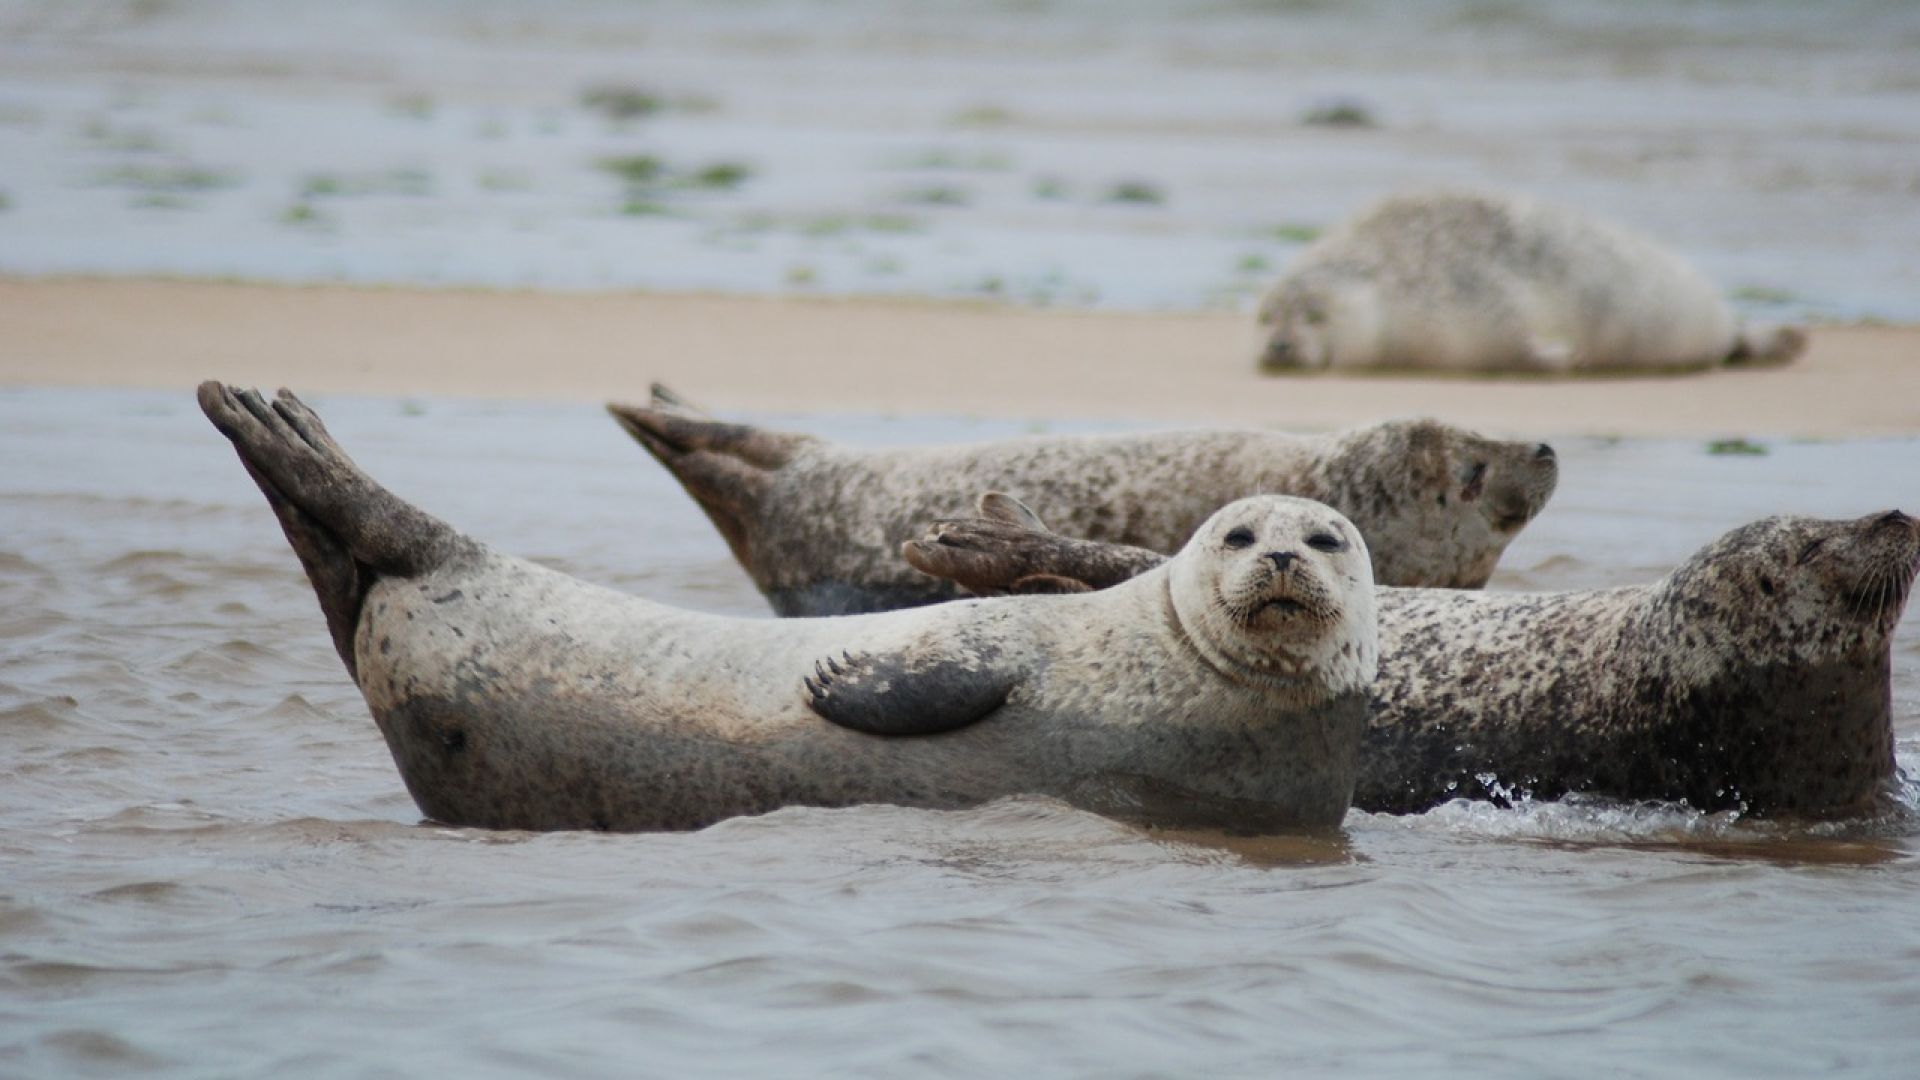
(2, 0, 1919, 321)
(3, 389, 1918, 1076)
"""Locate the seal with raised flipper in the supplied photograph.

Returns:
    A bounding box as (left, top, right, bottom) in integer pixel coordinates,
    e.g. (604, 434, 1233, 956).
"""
(607, 385, 1558, 615)
(905, 493, 1917, 817)
(198, 383, 1381, 833)
(1256, 189, 1808, 374)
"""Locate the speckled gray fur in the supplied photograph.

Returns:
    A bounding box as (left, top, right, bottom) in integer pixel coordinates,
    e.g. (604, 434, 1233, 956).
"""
(609, 390, 1558, 614)
(199, 383, 1381, 833)
(1256, 190, 1807, 373)
(908, 502, 1918, 817)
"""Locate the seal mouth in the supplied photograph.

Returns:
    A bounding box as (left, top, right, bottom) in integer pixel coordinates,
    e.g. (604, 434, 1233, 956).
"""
(1260, 596, 1309, 617)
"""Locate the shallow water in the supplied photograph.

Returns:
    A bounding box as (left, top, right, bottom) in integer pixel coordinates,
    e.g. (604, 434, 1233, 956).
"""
(3, 387, 1919, 1076)
(2, 0, 1919, 319)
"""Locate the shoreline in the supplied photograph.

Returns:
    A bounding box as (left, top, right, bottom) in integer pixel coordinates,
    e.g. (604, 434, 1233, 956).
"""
(3, 276, 1917, 438)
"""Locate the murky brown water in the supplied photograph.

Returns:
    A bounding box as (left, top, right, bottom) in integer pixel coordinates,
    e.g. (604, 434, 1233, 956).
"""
(4, 388, 1919, 1076)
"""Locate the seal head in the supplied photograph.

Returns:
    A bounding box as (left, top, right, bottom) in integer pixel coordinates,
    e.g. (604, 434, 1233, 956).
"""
(1318, 419, 1558, 587)
(1169, 496, 1378, 705)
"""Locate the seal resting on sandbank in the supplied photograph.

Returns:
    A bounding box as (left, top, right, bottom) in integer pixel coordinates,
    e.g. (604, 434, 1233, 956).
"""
(905, 493, 1916, 817)
(608, 386, 1558, 615)
(198, 382, 1380, 833)
(1256, 190, 1807, 374)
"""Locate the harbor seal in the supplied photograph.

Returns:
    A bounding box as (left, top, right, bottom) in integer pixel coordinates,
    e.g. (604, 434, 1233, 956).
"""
(905, 494, 1916, 816)
(608, 386, 1558, 615)
(1256, 190, 1808, 374)
(198, 382, 1380, 833)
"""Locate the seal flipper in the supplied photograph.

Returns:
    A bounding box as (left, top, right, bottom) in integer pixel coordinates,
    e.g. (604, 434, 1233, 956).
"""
(903, 491, 1170, 596)
(803, 647, 1021, 736)
(198, 382, 469, 676)
(647, 381, 711, 418)
(605, 401, 819, 566)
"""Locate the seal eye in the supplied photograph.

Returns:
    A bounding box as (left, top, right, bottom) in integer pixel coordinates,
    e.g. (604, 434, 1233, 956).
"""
(1796, 538, 1826, 566)
(1307, 532, 1345, 553)
(1461, 462, 1488, 501)
(1223, 526, 1255, 549)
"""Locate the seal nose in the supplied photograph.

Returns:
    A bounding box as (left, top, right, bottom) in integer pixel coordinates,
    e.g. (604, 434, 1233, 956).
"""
(1534, 443, 1556, 461)
(1266, 550, 1297, 572)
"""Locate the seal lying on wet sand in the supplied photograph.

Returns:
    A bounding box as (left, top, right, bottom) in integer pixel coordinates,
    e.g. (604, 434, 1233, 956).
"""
(906, 494, 1916, 817)
(1257, 190, 1807, 374)
(199, 382, 1380, 833)
(608, 387, 1558, 615)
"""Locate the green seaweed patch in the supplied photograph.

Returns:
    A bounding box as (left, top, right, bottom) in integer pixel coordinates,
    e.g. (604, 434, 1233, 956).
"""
(1265, 222, 1321, 244)
(1706, 437, 1768, 457)
(687, 161, 753, 190)
(80, 118, 167, 152)
(300, 168, 433, 198)
(1030, 176, 1070, 201)
(1731, 285, 1797, 305)
(785, 264, 819, 287)
(96, 163, 237, 192)
(387, 92, 435, 120)
(1104, 180, 1166, 205)
(890, 148, 1013, 172)
(580, 85, 720, 122)
(1235, 253, 1271, 274)
(0, 190, 11, 213)
(477, 168, 534, 193)
(279, 202, 330, 228)
(775, 213, 925, 237)
(620, 198, 671, 217)
(130, 193, 190, 210)
(598, 154, 666, 185)
(950, 104, 1016, 128)
(897, 185, 971, 207)
(600, 155, 755, 197)
(1302, 97, 1377, 129)
(581, 84, 664, 121)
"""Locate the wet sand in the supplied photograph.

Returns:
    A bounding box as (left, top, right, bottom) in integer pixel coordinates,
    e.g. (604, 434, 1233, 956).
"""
(3, 276, 1917, 436)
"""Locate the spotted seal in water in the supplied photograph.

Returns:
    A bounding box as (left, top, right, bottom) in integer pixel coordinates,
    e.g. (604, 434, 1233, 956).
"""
(607, 385, 1558, 615)
(905, 494, 1917, 816)
(198, 382, 1380, 833)
(1257, 190, 1807, 374)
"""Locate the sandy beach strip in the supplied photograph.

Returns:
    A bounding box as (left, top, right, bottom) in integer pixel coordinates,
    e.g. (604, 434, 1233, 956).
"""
(2, 277, 1915, 438)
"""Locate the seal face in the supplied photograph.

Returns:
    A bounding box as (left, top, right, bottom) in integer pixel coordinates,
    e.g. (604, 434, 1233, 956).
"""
(1255, 190, 1808, 374)
(905, 497, 1917, 817)
(608, 387, 1557, 614)
(198, 383, 1382, 834)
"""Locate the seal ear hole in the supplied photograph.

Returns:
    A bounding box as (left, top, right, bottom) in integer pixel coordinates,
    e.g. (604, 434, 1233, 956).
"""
(1223, 526, 1256, 550)
(1307, 532, 1345, 553)
(1759, 576, 1778, 597)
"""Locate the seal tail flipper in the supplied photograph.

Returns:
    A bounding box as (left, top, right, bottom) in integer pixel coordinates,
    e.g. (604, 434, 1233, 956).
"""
(1727, 322, 1808, 367)
(198, 382, 467, 676)
(604, 402, 817, 564)
(647, 381, 712, 418)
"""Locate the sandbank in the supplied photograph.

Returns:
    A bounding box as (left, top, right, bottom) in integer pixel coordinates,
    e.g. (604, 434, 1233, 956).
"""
(1, 277, 1914, 438)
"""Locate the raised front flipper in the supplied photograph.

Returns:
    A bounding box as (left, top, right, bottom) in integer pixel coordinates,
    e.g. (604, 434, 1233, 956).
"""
(803, 640, 1024, 737)
(901, 492, 1170, 596)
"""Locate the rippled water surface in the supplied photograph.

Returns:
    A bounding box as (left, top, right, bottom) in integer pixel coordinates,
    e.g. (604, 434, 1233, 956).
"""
(4, 388, 1919, 1076)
